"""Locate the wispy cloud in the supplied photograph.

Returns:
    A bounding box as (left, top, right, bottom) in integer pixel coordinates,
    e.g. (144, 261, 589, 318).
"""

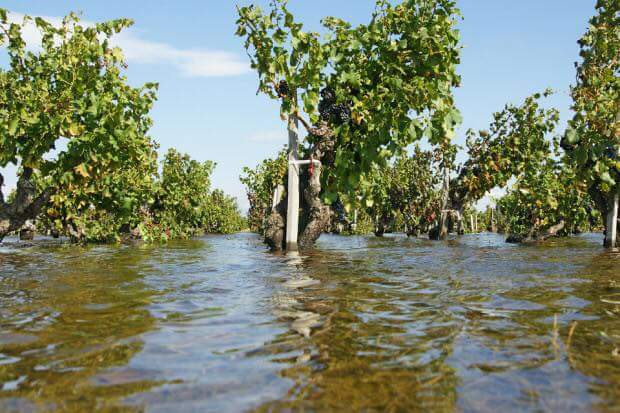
(4, 11, 249, 77)
(247, 130, 287, 143)
(112, 30, 249, 77)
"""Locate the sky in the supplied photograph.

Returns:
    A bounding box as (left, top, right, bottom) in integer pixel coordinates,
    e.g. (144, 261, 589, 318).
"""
(1, 0, 597, 211)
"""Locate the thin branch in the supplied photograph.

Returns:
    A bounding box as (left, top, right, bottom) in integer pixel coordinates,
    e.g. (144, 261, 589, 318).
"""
(294, 111, 312, 132)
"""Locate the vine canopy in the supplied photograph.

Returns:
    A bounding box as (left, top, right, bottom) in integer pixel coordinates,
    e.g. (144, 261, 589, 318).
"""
(236, 0, 462, 205)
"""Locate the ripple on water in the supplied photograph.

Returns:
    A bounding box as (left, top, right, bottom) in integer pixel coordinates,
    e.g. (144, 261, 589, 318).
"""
(0, 232, 618, 412)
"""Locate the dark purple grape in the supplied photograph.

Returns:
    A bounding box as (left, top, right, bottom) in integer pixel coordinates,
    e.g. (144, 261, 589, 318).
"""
(319, 99, 332, 121)
(277, 80, 290, 98)
(320, 87, 336, 103)
(331, 103, 351, 125)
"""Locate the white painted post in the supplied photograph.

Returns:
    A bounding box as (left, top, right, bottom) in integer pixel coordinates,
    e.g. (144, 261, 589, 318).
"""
(286, 115, 300, 252)
(604, 121, 619, 250)
(470, 214, 475, 234)
(606, 192, 619, 249)
(272, 185, 284, 210)
(439, 167, 450, 239)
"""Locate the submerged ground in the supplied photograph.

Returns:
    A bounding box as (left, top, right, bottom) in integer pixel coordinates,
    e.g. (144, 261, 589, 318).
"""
(0, 232, 618, 412)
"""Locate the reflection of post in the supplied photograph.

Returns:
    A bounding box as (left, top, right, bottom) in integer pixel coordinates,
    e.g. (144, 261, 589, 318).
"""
(286, 115, 300, 252)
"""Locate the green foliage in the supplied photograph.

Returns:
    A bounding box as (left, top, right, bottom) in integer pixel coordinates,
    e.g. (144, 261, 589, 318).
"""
(564, 0, 619, 194)
(343, 208, 375, 235)
(364, 146, 442, 234)
(39, 162, 158, 242)
(159, 149, 214, 236)
(456, 91, 560, 203)
(390, 147, 443, 234)
(0, 12, 243, 243)
(236, 1, 328, 118)
(203, 189, 246, 235)
(142, 149, 244, 242)
(497, 160, 596, 238)
(236, 0, 462, 205)
(0, 10, 160, 241)
(454, 92, 599, 240)
(239, 148, 288, 233)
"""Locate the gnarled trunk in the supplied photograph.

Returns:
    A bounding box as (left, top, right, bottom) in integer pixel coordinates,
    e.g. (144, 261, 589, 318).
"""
(263, 121, 335, 252)
(19, 220, 36, 241)
(265, 198, 287, 251)
(298, 163, 330, 249)
(0, 170, 51, 242)
(589, 185, 619, 249)
(374, 215, 388, 237)
(506, 219, 565, 244)
(431, 166, 451, 240)
(455, 209, 465, 235)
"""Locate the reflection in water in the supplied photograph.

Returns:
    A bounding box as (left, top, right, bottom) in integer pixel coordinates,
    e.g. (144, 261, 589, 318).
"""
(0, 233, 619, 412)
(0, 243, 163, 411)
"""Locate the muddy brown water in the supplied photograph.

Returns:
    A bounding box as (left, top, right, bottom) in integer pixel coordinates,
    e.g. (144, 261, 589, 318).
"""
(0, 232, 618, 412)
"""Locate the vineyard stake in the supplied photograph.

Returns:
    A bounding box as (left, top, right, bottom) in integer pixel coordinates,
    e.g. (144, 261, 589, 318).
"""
(286, 114, 300, 252)
(607, 192, 618, 250)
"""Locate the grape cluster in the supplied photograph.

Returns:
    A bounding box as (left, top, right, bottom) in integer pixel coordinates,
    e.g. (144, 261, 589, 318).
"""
(331, 103, 351, 124)
(320, 87, 336, 102)
(319, 87, 336, 120)
(277, 80, 290, 98)
(318, 87, 351, 125)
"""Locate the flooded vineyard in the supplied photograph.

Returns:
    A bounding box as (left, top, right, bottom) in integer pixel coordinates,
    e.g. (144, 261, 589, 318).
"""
(0, 233, 619, 412)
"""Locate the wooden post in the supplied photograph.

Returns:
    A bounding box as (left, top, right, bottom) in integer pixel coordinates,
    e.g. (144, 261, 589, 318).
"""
(286, 115, 300, 252)
(604, 113, 619, 249)
(439, 167, 450, 239)
(605, 192, 619, 249)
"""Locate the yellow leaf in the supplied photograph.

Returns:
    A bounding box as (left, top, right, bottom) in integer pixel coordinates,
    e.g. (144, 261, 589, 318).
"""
(68, 123, 80, 137)
(74, 164, 90, 178)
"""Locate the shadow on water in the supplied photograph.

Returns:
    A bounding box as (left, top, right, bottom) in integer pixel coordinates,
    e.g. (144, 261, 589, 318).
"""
(0, 232, 618, 412)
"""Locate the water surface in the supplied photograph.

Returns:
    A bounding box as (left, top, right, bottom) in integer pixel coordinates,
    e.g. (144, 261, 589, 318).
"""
(0, 233, 618, 412)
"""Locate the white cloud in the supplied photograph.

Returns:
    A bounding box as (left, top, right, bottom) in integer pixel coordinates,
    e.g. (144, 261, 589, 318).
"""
(111, 30, 249, 77)
(247, 130, 287, 143)
(4, 11, 249, 77)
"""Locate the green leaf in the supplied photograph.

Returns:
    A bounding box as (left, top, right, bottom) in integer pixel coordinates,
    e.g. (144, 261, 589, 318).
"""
(600, 171, 615, 186)
(8, 117, 19, 135)
(565, 128, 579, 144)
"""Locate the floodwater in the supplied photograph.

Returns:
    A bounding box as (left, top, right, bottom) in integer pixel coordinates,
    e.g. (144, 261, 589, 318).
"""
(0, 232, 618, 412)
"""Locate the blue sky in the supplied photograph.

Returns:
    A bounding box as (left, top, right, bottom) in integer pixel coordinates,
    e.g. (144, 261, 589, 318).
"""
(1, 0, 596, 211)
